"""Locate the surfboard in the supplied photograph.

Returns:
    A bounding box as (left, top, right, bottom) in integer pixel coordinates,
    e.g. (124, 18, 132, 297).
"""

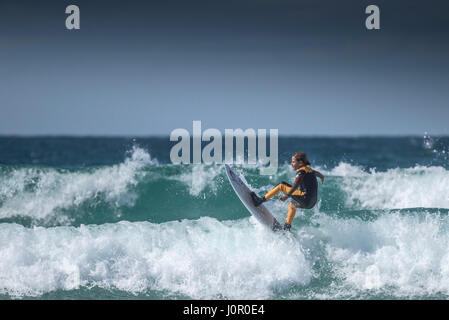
(225, 164, 281, 231)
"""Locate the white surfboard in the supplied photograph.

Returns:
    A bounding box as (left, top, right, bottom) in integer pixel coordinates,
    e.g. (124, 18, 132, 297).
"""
(225, 164, 281, 231)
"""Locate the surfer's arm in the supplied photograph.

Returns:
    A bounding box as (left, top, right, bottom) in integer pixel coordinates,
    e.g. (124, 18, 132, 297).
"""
(313, 170, 325, 183)
(279, 176, 302, 201)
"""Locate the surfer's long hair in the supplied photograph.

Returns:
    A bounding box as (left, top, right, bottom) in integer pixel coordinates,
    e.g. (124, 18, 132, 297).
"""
(293, 151, 311, 166)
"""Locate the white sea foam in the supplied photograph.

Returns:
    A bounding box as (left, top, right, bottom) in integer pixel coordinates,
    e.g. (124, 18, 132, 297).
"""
(0, 147, 155, 222)
(4, 210, 449, 299)
(174, 164, 225, 196)
(314, 210, 449, 298)
(0, 217, 312, 299)
(326, 162, 366, 177)
(327, 163, 449, 209)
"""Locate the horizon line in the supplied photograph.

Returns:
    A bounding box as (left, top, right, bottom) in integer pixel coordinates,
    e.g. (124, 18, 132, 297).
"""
(0, 133, 445, 139)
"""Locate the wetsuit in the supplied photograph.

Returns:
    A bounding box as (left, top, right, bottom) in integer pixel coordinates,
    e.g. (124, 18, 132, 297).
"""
(263, 165, 318, 224)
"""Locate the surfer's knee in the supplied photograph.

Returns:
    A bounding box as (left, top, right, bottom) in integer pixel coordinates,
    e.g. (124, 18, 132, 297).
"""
(278, 181, 291, 193)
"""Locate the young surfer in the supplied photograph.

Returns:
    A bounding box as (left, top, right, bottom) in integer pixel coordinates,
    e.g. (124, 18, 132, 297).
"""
(251, 151, 324, 231)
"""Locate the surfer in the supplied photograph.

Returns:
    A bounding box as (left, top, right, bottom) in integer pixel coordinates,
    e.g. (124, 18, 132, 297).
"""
(251, 151, 324, 231)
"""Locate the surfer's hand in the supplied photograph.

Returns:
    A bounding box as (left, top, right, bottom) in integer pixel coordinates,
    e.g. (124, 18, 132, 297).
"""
(279, 195, 289, 202)
(320, 176, 324, 183)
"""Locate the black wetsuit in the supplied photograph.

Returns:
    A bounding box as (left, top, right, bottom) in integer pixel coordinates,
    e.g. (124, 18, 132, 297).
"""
(288, 166, 318, 209)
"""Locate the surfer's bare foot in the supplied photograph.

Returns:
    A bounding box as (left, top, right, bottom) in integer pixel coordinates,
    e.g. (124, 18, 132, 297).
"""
(250, 192, 266, 207)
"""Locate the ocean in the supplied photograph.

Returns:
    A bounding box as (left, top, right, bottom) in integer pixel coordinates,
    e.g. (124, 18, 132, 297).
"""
(1, 136, 449, 300)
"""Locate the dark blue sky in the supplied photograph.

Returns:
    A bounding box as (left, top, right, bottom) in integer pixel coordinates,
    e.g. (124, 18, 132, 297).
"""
(1, 0, 448, 136)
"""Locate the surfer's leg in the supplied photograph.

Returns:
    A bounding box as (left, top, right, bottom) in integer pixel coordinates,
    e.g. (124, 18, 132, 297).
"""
(281, 203, 297, 231)
(252, 181, 290, 207)
(254, 181, 302, 207)
(286, 202, 297, 224)
(264, 181, 291, 199)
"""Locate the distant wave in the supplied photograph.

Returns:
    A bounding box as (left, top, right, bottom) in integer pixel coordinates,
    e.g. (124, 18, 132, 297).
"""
(325, 162, 449, 210)
(0, 147, 155, 225)
(1, 148, 449, 227)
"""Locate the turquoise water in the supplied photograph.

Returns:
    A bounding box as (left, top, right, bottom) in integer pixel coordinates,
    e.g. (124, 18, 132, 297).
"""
(1, 136, 449, 299)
